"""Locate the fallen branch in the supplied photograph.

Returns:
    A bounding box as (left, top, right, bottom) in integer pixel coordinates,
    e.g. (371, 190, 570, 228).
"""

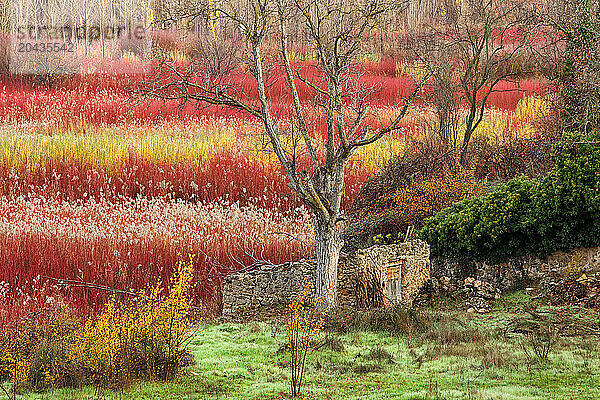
(40, 276, 204, 311)
(41, 276, 138, 297)
(1, 382, 12, 400)
(267, 231, 314, 248)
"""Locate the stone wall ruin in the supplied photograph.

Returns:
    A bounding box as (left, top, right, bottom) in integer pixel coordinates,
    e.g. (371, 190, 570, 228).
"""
(222, 240, 430, 318)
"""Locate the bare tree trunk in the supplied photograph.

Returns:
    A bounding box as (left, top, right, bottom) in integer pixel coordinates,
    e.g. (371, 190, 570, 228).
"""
(460, 125, 474, 166)
(314, 215, 342, 308)
(460, 97, 478, 166)
(0, 0, 9, 75)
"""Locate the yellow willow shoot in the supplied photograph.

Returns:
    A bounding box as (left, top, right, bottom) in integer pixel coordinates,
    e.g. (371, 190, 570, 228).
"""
(0, 97, 549, 175)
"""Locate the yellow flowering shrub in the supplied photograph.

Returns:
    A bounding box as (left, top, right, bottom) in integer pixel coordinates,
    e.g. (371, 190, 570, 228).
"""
(69, 256, 197, 386)
(0, 344, 30, 390)
(0, 308, 78, 391)
(0, 256, 197, 393)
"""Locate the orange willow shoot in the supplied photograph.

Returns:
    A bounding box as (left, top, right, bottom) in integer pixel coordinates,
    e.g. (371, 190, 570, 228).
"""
(285, 280, 327, 397)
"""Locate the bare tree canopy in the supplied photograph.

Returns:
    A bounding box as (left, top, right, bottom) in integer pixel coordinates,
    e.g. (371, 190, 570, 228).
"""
(552, 0, 600, 133)
(138, 0, 426, 307)
(413, 0, 537, 165)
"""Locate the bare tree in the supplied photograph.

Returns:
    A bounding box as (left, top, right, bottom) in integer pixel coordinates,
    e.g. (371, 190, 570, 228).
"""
(547, 0, 600, 133)
(0, 0, 9, 74)
(416, 32, 462, 147)
(417, 0, 536, 165)
(138, 0, 424, 308)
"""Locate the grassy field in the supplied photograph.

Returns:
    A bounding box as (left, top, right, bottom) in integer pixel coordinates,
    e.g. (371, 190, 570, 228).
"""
(11, 292, 599, 400)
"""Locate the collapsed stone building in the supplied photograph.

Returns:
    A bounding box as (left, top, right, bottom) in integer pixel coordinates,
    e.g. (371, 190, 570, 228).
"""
(222, 240, 430, 317)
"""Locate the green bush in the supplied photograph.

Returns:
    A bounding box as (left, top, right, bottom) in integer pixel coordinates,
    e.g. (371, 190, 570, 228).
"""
(532, 133, 600, 254)
(419, 133, 600, 263)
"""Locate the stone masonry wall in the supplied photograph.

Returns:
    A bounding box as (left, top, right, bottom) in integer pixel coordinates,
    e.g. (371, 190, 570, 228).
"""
(222, 260, 316, 317)
(399, 240, 431, 304)
(222, 240, 431, 317)
(432, 246, 600, 292)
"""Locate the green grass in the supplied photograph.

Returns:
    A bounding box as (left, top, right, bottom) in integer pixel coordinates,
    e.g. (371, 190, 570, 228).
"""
(7, 302, 600, 400)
